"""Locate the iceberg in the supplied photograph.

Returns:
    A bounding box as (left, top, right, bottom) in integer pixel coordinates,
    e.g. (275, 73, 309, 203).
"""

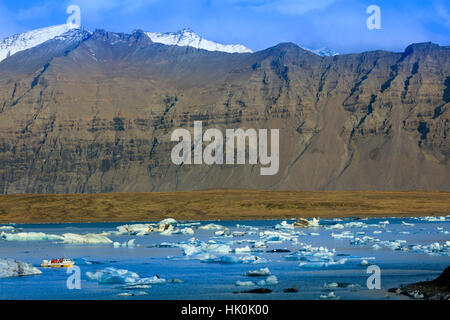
(0, 259, 42, 278)
(199, 223, 226, 230)
(1, 231, 63, 241)
(247, 267, 271, 277)
(234, 246, 251, 254)
(86, 267, 166, 285)
(62, 233, 113, 244)
(113, 239, 136, 248)
(236, 281, 255, 286)
(257, 275, 278, 286)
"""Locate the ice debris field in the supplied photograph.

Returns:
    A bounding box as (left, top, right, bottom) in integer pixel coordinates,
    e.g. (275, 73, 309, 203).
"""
(0, 216, 449, 299)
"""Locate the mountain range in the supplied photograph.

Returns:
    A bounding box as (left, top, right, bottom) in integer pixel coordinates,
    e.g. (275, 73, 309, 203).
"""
(0, 25, 448, 194)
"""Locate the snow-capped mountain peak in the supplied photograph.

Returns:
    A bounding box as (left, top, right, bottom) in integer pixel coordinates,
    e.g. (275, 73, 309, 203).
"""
(301, 46, 339, 57)
(145, 29, 253, 54)
(0, 24, 80, 62)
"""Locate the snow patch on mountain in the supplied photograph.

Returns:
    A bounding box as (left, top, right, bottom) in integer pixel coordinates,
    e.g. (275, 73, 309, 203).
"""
(301, 46, 339, 57)
(145, 28, 253, 54)
(0, 24, 79, 62)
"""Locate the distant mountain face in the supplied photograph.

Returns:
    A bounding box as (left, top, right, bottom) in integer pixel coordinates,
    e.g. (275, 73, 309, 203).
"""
(0, 28, 448, 194)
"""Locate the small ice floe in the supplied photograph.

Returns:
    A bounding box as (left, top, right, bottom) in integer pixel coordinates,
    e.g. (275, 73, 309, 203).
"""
(118, 291, 148, 296)
(0, 258, 42, 278)
(299, 258, 347, 269)
(257, 275, 278, 286)
(87, 267, 166, 285)
(420, 216, 447, 222)
(115, 224, 154, 236)
(310, 232, 320, 236)
(372, 244, 382, 250)
(199, 223, 226, 230)
(234, 246, 251, 254)
(253, 241, 267, 249)
(236, 224, 258, 231)
(373, 230, 383, 234)
(62, 233, 113, 244)
(275, 221, 294, 230)
(401, 221, 415, 227)
(113, 239, 136, 248)
(0, 226, 15, 231)
(379, 220, 390, 225)
(246, 267, 271, 277)
(259, 231, 298, 243)
(324, 282, 358, 289)
(214, 229, 230, 237)
(410, 241, 450, 256)
(326, 223, 345, 230)
(159, 218, 177, 225)
(319, 291, 340, 300)
(359, 259, 369, 266)
(236, 281, 255, 286)
(331, 231, 354, 239)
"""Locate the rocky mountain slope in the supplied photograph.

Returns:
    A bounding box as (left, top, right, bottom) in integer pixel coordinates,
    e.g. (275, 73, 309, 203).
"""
(0, 28, 448, 194)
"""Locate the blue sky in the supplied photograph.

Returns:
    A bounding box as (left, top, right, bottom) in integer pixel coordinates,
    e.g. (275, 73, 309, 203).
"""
(0, 0, 449, 54)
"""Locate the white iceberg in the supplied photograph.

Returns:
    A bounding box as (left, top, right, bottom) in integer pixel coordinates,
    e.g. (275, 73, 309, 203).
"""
(257, 275, 278, 286)
(62, 233, 113, 244)
(247, 267, 271, 277)
(0, 259, 42, 278)
(236, 280, 255, 286)
(1, 232, 63, 241)
(113, 239, 136, 248)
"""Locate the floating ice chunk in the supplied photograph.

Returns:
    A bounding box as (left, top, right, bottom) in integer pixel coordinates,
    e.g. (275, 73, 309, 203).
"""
(247, 268, 271, 277)
(257, 275, 278, 286)
(275, 221, 294, 230)
(236, 281, 255, 286)
(373, 230, 383, 234)
(86, 268, 140, 284)
(310, 233, 320, 236)
(359, 259, 369, 266)
(234, 246, 251, 254)
(324, 282, 339, 288)
(180, 228, 194, 235)
(379, 220, 390, 225)
(402, 221, 414, 227)
(372, 244, 382, 250)
(0, 259, 42, 278)
(320, 292, 340, 300)
(137, 276, 167, 285)
(326, 224, 344, 230)
(115, 224, 154, 236)
(86, 267, 165, 285)
(113, 239, 136, 248)
(236, 224, 259, 231)
(253, 241, 267, 248)
(1, 232, 63, 241)
(0, 226, 14, 231)
(159, 218, 177, 225)
(420, 216, 447, 222)
(199, 223, 226, 230)
(62, 233, 113, 244)
(331, 231, 354, 239)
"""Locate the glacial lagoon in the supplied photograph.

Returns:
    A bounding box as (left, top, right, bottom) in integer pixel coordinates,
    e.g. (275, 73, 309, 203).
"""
(0, 217, 449, 300)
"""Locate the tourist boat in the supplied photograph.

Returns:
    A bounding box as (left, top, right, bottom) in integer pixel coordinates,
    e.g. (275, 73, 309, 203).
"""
(41, 258, 74, 268)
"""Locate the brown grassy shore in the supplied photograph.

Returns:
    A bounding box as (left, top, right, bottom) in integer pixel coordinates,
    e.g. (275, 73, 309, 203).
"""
(0, 190, 449, 224)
